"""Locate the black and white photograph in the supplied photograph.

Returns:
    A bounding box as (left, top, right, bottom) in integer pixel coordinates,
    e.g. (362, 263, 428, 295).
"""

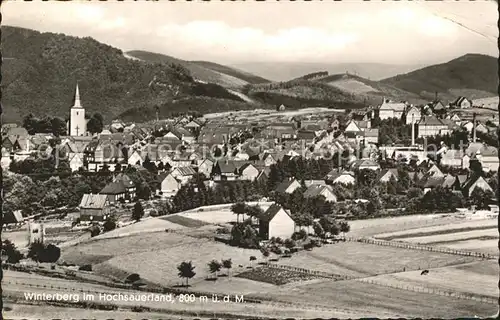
(1, 1, 499, 319)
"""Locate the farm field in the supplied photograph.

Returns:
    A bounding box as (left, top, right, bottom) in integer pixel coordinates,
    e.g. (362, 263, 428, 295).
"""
(95, 217, 185, 240)
(363, 263, 498, 299)
(3, 273, 345, 319)
(399, 229, 497, 245)
(94, 239, 261, 286)
(3, 304, 191, 320)
(442, 239, 498, 255)
(256, 278, 497, 318)
(275, 242, 477, 276)
(347, 213, 460, 237)
(374, 219, 497, 240)
(61, 231, 195, 266)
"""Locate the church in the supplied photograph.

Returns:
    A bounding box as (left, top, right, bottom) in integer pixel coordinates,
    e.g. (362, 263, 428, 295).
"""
(67, 83, 88, 137)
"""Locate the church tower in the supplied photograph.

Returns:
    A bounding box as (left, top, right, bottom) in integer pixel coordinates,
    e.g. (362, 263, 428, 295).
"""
(69, 83, 87, 136)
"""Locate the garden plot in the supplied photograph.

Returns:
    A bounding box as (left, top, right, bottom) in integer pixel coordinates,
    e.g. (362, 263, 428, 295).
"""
(364, 265, 498, 299)
(276, 242, 475, 277)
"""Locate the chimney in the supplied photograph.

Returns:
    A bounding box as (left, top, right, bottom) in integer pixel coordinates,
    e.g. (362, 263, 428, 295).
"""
(434, 91, 438, 101)
(473, 113, 477, 143)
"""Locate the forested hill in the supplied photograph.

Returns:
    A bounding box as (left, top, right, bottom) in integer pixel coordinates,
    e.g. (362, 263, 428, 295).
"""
(1, 26, 247, 123)
(381, 54, 498, 101)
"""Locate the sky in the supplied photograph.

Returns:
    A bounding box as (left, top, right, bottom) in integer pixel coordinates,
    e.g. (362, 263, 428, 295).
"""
(3, 1, 498, 66)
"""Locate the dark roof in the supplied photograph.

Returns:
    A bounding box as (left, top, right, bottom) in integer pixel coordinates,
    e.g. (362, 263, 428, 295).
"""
(303, 184, 333, 198)
(259, 204, 291, 222)
(80, 194, 108, 209)
(275, 179, 299, 193)
(100, 181, 127, 195)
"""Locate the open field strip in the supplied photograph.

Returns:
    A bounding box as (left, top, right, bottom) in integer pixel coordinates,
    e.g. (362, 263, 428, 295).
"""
(175, 202, 273, 225)
(94, 217, 186, 240)
(356, 264, 498, 302)
(274, 242, 476, 277)
(348, 214, 462, 237)
(2, 271, 359, 319)
(399, 229, 497, 245)
(255, 278, 497, 318)
(3, 303, 198, 320)
(442, 239, 498, 256)
(374, 219, 497, 240)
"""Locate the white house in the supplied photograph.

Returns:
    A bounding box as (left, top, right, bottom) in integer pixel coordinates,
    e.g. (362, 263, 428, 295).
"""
(258, 204, 295, 240)
(159, 173, 181, 198)
(275, 178, 302, 194)
(303, 184, 337, 202)
(378, 99, 406, 120)
(239, 163, 260, 181)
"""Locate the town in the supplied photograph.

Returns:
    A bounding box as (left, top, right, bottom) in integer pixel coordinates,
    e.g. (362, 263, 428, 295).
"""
(2, 1, 498, 318)
(2, 82, 498, 318)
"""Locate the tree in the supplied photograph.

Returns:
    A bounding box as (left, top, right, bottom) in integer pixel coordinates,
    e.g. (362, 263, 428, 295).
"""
(89, 225, 101, 237)
(208, 259, 222, 279)
(339, 221, 350, 237)
(284, 239, 296, 250)
(132, 201, 144, 221)
(262, 248, 270, 262)
(312, 221, 325, 238)
(2, 240, 23, 263)
(177, 261, 196, 287)
(103, 217, 117, 232)
(27, 240, 45, 262)
(87, 113, 104, 134)
(222, 258, 233, 277)
(249, 255, 257, 267)
(231, 202, 247, 224)
(470, 188, 494, 210)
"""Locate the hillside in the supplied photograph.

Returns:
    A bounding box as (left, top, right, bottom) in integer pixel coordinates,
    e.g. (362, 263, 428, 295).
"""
(1, 26, 248, 123)
(126, 50, 270, 88)
(381, 54, 498, 102)
(244, 72, 427, 109)
(232, 62, 426, 82)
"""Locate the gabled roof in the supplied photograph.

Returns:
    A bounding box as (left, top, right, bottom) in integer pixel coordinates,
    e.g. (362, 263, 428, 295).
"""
(275, 178, 299, 193)
(350, 159, 379, 170)
(114, 173, 134, 188)
(304, 184, 334, 198)
(418, 175, 446, 189)
(172, 166, 197, 176)
(6, 127, 29, 137)
(324, 169, 354, 181)
(100, 181, 127, 195)
(418, 116, 445, 126)
(379, 100, 406, 112)
(259, 204, 291, 222)
(80, 194, 108, 209)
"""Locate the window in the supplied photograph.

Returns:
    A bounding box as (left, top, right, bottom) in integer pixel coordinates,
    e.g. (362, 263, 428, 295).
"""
(77, 112, 79, 115)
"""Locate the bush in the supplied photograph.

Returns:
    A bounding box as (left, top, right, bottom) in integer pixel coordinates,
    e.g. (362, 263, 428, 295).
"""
(149, 209, 158, 217)
(125, 273, 141, 284)
(79, 264, 92, 271)
(103, 219, 116, 232)
(89, 226, 101, 237)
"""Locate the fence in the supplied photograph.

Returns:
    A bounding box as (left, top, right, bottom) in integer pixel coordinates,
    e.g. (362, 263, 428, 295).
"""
(345, 236, 498, 260)
(356, 277, 497, 305)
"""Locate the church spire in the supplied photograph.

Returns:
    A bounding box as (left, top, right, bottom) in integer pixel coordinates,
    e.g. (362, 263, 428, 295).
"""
(73, 82, 82, 109)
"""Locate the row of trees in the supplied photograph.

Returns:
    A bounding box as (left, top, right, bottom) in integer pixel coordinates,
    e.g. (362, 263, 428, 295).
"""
(176, 258, 232, 286)
(1, 240, 61, 264)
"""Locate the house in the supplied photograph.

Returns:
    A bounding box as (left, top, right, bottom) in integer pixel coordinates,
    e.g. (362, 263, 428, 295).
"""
(158, 173, 181, 198)
(405, 106, 422, 125)
(451, 96, 472, 109)
(100, 173, 136, 203)
(462, 175, 494, 197)
(303, 184, 337, 202)
(426, 164, 444, 178)
(212, 160, 246, 181)
(378, 99, 407, 120)
(79, 194, 110, 221)
(171, 167, 197, 184)
(261, 153, 278, 167)
(324, 170, 356, 185)
(2, 136, 21, 152)
(258, 204, 295, 240)
(360, 128, 379, 145)
(128, 149, 144, 166)
(68, 153, 84, 172)
(5, 127, 29, 138)
(275, 178, 302, 194)
(256, 167, 271, 183)
(440, 149, 466, 168)
(418, 175, 446, 194)
(417, 116, 449, 138)
(239, 163, 260, 181)
(379, 168, 399, 183)
(184, 119, 202, 130)
(476, 146, 499, 172)
(350, 159, 380, 171)
(475, 123, 488, 134)
(197, 158, 214, 178)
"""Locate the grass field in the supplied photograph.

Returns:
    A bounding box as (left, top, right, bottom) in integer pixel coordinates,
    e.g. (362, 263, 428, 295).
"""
(374, 219, 497, 240)
(161, 214, 211, 227)
(364, 263, 498, 299)
(276, 242, 476, 277)
(256, 278, 497, 318)
(95, 217, 186, 240)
